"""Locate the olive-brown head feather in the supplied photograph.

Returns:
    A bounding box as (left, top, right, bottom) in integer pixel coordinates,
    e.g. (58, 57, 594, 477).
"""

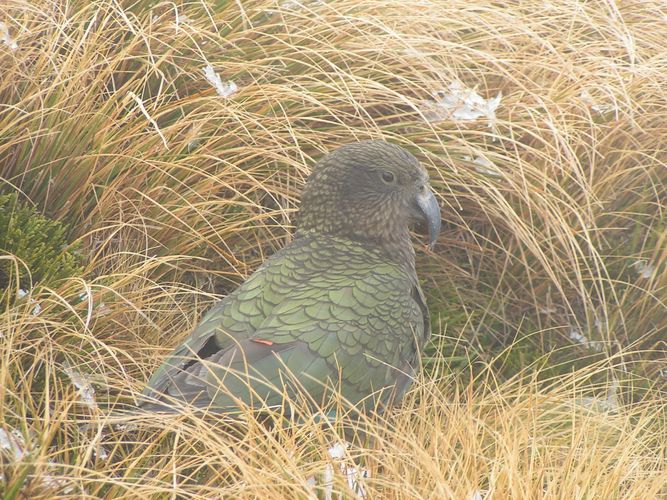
(297, 140, 441, 269)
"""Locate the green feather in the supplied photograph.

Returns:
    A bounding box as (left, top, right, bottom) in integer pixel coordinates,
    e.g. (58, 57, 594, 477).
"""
(140, 141, 436, 416)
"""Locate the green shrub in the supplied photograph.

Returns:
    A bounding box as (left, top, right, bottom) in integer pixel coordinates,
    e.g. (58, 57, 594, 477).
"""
(0, 193, 82, 291)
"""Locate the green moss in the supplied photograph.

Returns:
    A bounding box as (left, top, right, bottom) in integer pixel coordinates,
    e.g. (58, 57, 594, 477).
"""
(0, 193, 82, 290)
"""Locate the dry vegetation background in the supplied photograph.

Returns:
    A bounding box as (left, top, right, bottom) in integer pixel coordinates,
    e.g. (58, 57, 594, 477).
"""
(0, 0, 666, 498)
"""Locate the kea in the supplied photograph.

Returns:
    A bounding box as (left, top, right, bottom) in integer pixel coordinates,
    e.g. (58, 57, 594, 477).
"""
(140, 140, 441, 417)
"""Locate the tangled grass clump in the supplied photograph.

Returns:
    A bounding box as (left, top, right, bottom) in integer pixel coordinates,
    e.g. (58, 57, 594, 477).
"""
(0, 0, 665, 497)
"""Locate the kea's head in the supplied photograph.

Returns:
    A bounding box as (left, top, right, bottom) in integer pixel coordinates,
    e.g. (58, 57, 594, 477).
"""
(298, 140, 441, 265)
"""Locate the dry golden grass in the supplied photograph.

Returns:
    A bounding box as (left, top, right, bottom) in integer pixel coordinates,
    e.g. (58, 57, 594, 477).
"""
(0, 0, 665, 497)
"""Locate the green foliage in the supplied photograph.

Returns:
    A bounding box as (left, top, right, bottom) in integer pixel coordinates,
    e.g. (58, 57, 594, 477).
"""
(0, 192, 82, 290)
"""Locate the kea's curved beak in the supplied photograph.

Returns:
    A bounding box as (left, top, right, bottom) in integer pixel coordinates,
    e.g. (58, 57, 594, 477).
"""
(415, 187, 441, 251)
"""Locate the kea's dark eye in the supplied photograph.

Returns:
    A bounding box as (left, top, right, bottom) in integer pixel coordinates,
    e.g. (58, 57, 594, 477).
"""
(381, 171, 396, 183)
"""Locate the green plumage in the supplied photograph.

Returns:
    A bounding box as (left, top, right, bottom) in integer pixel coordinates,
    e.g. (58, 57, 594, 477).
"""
(141, 140, 440, 415)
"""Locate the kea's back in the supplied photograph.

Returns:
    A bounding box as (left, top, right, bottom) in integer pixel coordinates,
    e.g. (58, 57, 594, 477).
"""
(141, 234, 430, 414)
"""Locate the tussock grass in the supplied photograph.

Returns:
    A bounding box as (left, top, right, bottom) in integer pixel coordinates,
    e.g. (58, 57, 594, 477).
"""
(0, 0, 665, 497)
